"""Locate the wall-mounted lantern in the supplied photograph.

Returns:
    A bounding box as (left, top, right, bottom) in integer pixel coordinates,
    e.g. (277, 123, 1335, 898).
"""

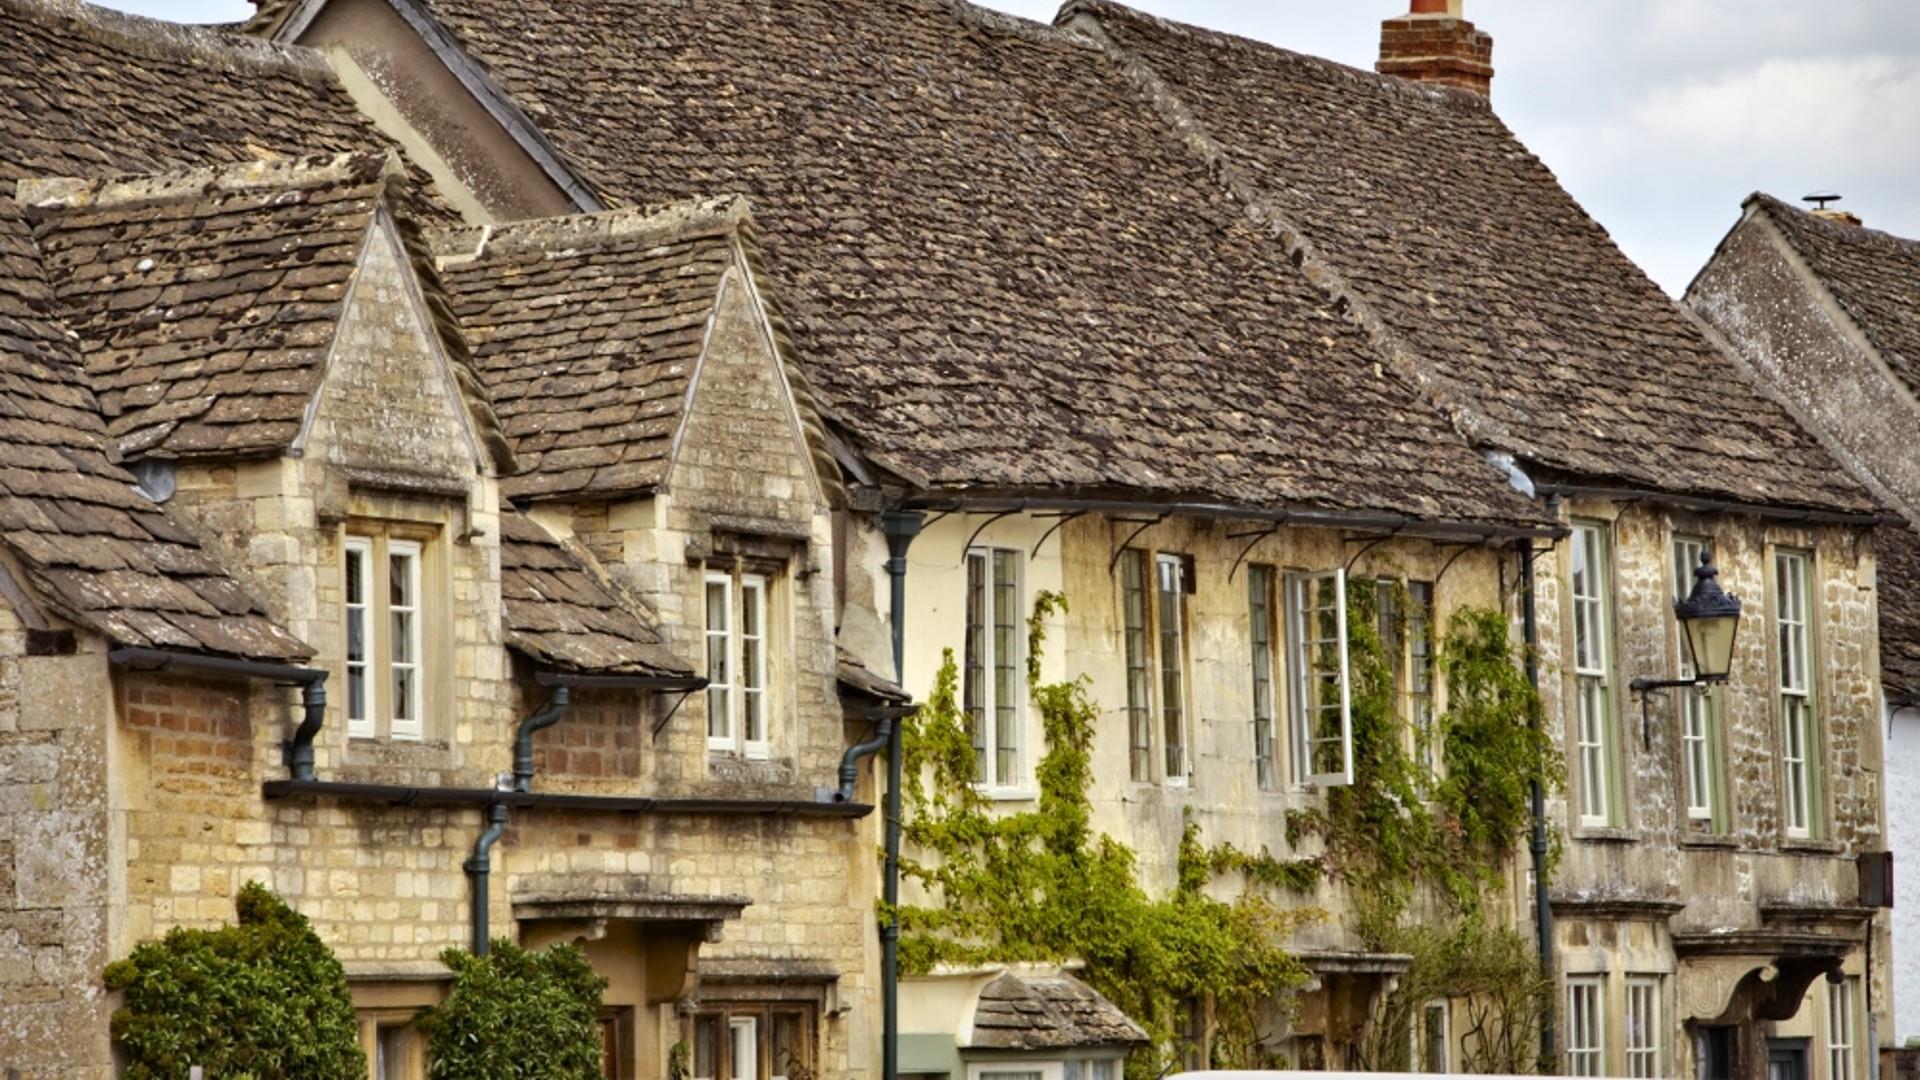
(1630, 550, 1742, 745)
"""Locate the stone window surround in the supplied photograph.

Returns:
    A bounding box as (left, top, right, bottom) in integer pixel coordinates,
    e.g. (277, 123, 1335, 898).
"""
(1566, 518, 1626, 835)
(703, 555, 786, 762)
(339, 517, 447, 744)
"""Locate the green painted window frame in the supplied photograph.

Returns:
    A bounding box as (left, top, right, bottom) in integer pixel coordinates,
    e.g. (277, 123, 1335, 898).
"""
(1774, 548, 1824, 839)
(1672, 536, 1729, 833)
(1570, 521, 1624, 827)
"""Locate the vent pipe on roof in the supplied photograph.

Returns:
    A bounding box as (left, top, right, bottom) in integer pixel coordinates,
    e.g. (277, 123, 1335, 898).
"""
(1378, 0, 1495, 99)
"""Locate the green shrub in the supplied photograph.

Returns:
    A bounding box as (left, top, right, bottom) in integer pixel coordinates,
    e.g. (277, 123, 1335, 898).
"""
(420, 938, 608, 1079)
(103, 881, 364, 1080)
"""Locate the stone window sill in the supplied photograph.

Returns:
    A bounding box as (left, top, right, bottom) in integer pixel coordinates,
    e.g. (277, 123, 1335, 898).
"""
(1780, 836, 1846, 856)
(1679, 832, 1739, 850)
(1571, 826, 1636, 844)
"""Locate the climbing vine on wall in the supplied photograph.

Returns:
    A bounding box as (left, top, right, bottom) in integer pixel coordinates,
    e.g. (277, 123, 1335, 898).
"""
(894, 579, 1554, 1074)
(1285, 577, 1557, 1073)
(893, 592, 1315, 1077)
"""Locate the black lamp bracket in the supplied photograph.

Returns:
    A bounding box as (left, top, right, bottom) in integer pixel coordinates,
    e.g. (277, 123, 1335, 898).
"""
(1626, 675, 1725, 750)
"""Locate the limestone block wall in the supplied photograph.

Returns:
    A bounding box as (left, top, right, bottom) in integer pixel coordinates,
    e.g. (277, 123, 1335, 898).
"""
(0, 611, 118, 1079)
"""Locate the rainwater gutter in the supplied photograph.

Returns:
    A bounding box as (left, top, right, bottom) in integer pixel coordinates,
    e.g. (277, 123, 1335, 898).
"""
(836, 705, 918, 803)
(463, 802, 508, 956)
(108, 647, 331, 782)
(898, 493, 1566, 542)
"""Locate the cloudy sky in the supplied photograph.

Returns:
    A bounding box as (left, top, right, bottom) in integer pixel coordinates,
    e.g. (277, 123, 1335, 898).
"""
(101, 0, 1920, 296)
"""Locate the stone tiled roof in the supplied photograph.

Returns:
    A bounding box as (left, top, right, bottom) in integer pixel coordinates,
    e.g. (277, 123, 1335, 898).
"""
(0, 201, 311, 661)
(21, 152, 512, 466)
(1747, 194, 1920, 400)
(0, 0, 447, 220)
(1878, 524, 1920, 702)
(1070, 2, 1876, 515)
(836, 646, 909, 704)
(498, 511, 692, 677)
(438, 198, 753, 501)
(395, 0, 1547, 530)
(968, 972, 1147, 1051)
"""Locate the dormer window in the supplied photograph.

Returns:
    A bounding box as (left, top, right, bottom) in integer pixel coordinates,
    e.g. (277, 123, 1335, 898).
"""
(707, 569, 771, 759)
(342, 530, 434, 740)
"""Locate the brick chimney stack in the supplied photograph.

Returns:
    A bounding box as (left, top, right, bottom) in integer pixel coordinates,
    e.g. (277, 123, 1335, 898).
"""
(1378, 0, 1494, 99)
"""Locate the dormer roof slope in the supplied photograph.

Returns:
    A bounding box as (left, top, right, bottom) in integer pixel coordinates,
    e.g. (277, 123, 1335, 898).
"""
(1071, 2, 1874, 516)
(22, 152, 511, 467)
(0, 200, 310, 661)
(383, 0, 1547, 529)
(498, 512, 693, 677)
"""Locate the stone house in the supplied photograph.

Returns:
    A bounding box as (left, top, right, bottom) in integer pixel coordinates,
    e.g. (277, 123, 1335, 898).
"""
(1689, 194, 1920, 1049)
(0, 4, 897, 1076)
(233, 0, 1899, 1077)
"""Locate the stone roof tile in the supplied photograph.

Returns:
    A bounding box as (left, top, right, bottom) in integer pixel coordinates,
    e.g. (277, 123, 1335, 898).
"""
(403, 0, 1547, 529)
(0, 199, 310, 661)
(498, 511, 692, 676)
(969, 972, 1147, 1051)
(1075, 3, 1873, 514)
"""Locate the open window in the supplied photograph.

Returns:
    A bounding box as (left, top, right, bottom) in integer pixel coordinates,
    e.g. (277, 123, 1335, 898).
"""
(1285, 568, 1353, 787)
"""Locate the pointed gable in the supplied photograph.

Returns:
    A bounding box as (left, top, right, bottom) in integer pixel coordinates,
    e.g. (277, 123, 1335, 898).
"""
(21, 152, 512, 474)
(438, 196, 833, 505)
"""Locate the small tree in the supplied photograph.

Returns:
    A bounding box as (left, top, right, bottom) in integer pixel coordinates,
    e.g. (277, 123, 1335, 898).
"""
(104, 881, 364, 1079)
(420, 938, 608, 1079)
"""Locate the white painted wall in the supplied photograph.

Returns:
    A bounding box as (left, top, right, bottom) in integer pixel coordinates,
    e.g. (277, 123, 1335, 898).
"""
(1888, 703, 1920, 1043)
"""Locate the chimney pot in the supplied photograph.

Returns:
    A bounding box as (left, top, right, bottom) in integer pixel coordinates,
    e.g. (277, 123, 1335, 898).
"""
(1378, 2, 1494, 99)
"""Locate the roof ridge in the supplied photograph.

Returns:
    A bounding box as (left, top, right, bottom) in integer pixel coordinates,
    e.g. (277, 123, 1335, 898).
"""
(434, 194, 751, 266)
(945, 0, 1099, 50)
(1063, 4, 1517, 458)
(1749, 191, 1920, 252)
(16, 150, 400, 212)
(3, 0, 337, 81)
(1060, 0, 1492, 111)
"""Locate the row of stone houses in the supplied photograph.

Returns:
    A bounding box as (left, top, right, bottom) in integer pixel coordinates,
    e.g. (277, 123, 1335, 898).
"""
(0, 0, 1901, 1078)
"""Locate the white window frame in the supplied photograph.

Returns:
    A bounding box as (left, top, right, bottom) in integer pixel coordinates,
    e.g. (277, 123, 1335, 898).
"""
(1828, 976, 1858, 1080)
(386, 539, 424, 741)
(1286, 567, 1353, 787)
(1777, 550, 1817, 838)
(740, 574, 769, 760)
(1625, 975, 1662, 1078)
(706, 572, 736, 753)
(968, 1063, 1062, 1080)
(707, 570, 773, 760)
(965, 547, 1025, 790)
(1249, 565, 1279, 792)
(1417, 998, 1450, 1073)
(1571, 523, 1616, 826)
(344, 537, 374, 740)
(1565, 976, 1606, 1077)
(1674, 537, 1719, 826)
(1156, 553, 1191, 786)
(1120, 550, 1153, 782)
(727, 1015, 757, 1080)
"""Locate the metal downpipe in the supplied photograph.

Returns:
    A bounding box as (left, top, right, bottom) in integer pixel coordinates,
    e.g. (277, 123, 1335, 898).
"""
(463, 802, 509, 956)
(879, 509, 924, 1080)
(1519, 540, 1555, 1066)
(512, 687, 572, 793)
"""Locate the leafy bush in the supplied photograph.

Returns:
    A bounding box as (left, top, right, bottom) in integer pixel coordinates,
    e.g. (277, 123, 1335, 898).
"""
(103, 881, 364, 1080)
(420, 938, 608, 1079)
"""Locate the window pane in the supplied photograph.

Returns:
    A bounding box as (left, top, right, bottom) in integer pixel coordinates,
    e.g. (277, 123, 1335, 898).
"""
(729, 1017, 757, 1080)
(1566, 979, 1605, 1077)
(706, 578, 733, 744)
(771, 1011, 808, 1080)
(1408, 581, 1436, 782)
(1157, 555, 1186, 780)
(345, 542, 369, 730)
(741, 579, 766, 748)
(992, 549, 1020, 785)
(1627, 977, 1661, 1077)
(1250, 566, 1276, 791)
(1121, 551, 1152, 781)
(964, 553, 988, 779)
(1423, 1001, 1448, 1073)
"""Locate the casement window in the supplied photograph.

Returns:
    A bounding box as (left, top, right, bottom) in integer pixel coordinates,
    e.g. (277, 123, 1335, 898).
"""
(1674, 537, 1728, 831)
(1157, 554, 1190, 783)
(691, 1004, 813, 1080)
(1571, 523, 1620, 826)
(1118, 550, 1192, 785)
(1828, 976, 1859, 1080)
(965, 548, 1024, 788)
(1776, 550, 1821, 838)
(1406, 581, 1438, 781)
(1249, 565, 1279, 791)
(1564, 976, 1606, 1077)
(1286, 568, 1354, 787)
(1625, 976, 1663, 1078)
(1415, 999, 1449, 1073)
(707, 571, 770, 759)
(343, 533, 428, 740)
